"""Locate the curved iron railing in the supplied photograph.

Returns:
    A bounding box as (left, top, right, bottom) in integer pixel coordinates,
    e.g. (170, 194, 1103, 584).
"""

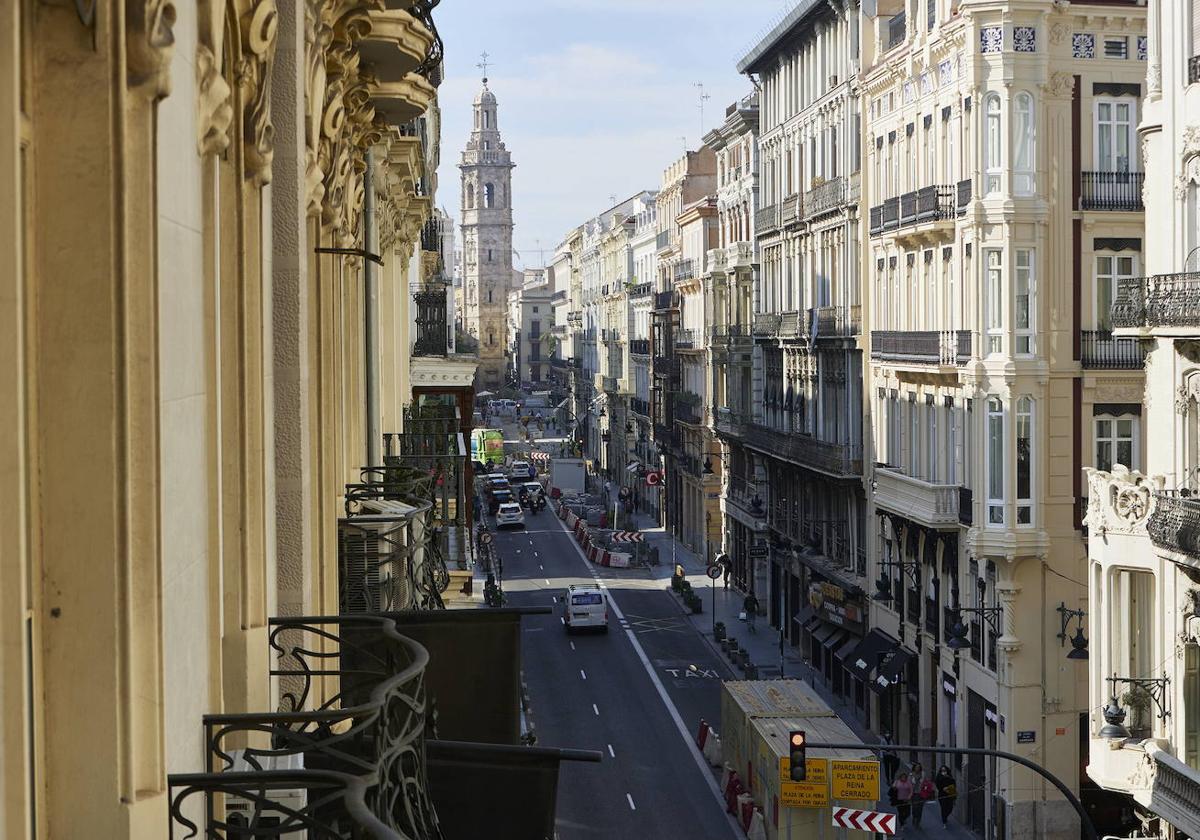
(411, 0, 443, 84)
(171, 616, 441, 840)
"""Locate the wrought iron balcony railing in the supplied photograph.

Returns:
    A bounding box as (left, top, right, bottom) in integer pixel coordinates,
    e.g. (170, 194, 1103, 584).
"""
(411, 0, 444, 83)
(1080, 170, 1145, 211)
(803, 176, 846, 219)
(753, 312, 782, 336)
(1080, 329, 1147, 368)
(756, 203, 779, 234)
(887, 11, 907, 50)
(630, 396, 651, 417)
(413, 288, 450, 357)
(654, 290, 676, 310)
(870, 330, 970, 365)
(1148, 491, 1200, 559)
(745, 423, 861, 478)
(628, 281, 652, 298)
(674, 328, 698, 349)
(1190, 55, 1200, 85)
(957, 178, 972, 211)
(629, 338, 650, 356)
(871, 185, 955, 237)
(1113, 272, 1200, 329)
(779, 192, 801, 226)
(804, 305, 861, 339)
(673, 259, 696, 283)
(714, 407, 751, 439)
(656, 229, 671, 250)
(169, 615, 441, 840)
(673, 395, 703, 426)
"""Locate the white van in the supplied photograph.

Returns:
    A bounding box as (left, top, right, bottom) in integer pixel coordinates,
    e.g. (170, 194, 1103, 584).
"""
(563, 584, 608, 634)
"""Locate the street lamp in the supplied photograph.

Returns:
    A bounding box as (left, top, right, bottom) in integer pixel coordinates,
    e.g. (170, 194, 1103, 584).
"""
(1055, 602, 1089, 660)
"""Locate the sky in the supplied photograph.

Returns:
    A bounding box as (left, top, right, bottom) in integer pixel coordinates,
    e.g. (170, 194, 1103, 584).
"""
(433, 0, 796, 270)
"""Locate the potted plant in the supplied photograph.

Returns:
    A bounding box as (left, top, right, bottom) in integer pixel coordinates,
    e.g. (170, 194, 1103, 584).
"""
(1122, 685, 1153, 735)
(714, 621, 727, 641)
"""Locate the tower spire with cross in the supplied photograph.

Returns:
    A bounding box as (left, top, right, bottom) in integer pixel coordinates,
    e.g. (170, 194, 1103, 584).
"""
(477, 51, 490, 83)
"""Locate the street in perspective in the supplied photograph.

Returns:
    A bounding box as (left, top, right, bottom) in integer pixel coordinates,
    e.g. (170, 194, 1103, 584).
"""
(7, 1, 1200, 840)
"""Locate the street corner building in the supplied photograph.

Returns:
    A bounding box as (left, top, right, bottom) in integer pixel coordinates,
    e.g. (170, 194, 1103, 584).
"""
(0, 1, 595, 838)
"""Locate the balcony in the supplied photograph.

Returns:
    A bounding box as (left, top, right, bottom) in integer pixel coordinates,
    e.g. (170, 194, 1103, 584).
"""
(412, 287, 450, 356)
(805, 305, 861, 340)
(1113, 272, 1200, 330)
(707, 247, 728, 274)
(753, 312, 782, 336)
(777, 310, 800, 338)
(870, 185, 955, 238)
(629, 281, 652, 298)
(756, 203, 779, 235)
(1147, 491, 1200, 561)
(654, 290, 676, 310)
(1080, 170, 1145, 211)
(727, 241, 754, 269)
(745, 423, 861, 478)
(1190, 55, 1200, 85)
(601, 328, 621, 342)
(1080, 329, 1147, 369)
(957, 178, 972, 211)
(870, 330, 971, 366)
(673, 259, 696, 283)
(629, 338, 650, 356)
(673, 394, 703, 426)
(779, 192, 801, 226)
(886, 11, 907, 50)
(1088, 740, 1200, 840)
(630, 396, 651, 417)
(714, 407, 750, 440)
(873, 466, 962, 528)
(675, 328, 698, 350)
(804, 176, 846, 219)
(656, 229, 671, 250)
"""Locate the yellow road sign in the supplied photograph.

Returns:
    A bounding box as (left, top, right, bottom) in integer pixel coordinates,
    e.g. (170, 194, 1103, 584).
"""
(831, 759, 881, 801)
(779, 757, 829, 808)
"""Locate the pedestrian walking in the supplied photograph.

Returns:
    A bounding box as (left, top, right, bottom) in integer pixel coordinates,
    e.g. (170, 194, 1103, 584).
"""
(935, 764, 958, 827)
(911, 762, 934, 828)
(888, 770, 913, 827)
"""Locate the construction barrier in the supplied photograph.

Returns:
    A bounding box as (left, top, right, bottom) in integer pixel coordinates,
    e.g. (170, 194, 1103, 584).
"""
(607, 552, 631, 568)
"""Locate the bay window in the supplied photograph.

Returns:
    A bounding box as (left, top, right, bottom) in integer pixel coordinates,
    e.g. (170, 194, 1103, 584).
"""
(1016, 396, 1033, 525)
(984, 93, 1002, 194)
(1014, 92, 1035, 195)
(1095, 254, 1136, 331)
(1095, 414, 1138, 472)
(1107, 568, 1156, 733)
(987, 397, 1004, 525)
(985, 248, 1003, 355)
(1015, 249, 1035, 354)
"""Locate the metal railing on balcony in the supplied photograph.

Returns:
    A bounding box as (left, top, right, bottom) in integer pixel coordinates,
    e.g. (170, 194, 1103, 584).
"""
(753, 312, 782, 336)
(673, 259, 696, 283)
(630, 396, 651, 417)
(1113, 272, 1200, 328)
(1190, 55, 1200, 85)
(628, 281, 652, 298)
(601, 328, 621, 342)
(746, 423, 861, 477)
(957, 178, 972, 211)
(869, 203, 884, 236)
(673, 395, 703, 426)
(756, 203, 780, 234)
(959, 486, 973, 526)
(1148, 491, 1200, 558)
(654, 290, 676, 310)
(675, 328, 698, 349)
(169, 615, 441, 840)
(656, 229, 671, 250)
(780, 192, 801, 226)
(413, 288, 449, 357)
(881, 196, 900, 230)
(1080, 329, 1147, 368)
(715, 407, 751, 439)
(629, 338, 650, 355)
(804, 176, 846, 219)
(1080, 170, 1145, 211)
(805, 305, 861, 339)
(870, 330, 970, 365)
(872, 185, 955, 237)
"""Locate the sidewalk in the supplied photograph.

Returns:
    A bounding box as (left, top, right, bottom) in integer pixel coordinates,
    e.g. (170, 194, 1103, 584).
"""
(623, 509, 980, 840)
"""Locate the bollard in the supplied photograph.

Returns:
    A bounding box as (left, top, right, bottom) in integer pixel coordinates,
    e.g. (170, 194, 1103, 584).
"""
(696, 718, 709, 750)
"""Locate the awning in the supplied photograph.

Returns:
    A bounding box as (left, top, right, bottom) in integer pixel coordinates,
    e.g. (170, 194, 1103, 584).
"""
(847, 629, 900, 682)
(823, 629, 851, 651)
(792, 605, 816, 627)
(870, 646, 916, 695)
(835, 633, 861, 662)
(625, 461, 641, 473)
(812, 623, 838, 645)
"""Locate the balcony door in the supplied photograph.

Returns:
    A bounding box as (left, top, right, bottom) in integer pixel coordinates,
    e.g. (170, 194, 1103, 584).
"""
(1095, 99, 1135, 173)
(1094, 254, 1136, 331)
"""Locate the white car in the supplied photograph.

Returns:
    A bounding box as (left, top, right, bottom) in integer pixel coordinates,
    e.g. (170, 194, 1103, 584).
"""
(495, 502, 525, 529)
(563, 584, 609, 634)
(509, 461, 534, 480)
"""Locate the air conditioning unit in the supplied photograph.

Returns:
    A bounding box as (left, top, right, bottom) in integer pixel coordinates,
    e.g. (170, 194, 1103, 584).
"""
(339, 499, 420, 613)
(224, 751, 306, 839)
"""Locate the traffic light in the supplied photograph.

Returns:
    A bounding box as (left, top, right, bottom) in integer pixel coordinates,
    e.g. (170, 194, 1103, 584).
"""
(789, 730, 807, 781)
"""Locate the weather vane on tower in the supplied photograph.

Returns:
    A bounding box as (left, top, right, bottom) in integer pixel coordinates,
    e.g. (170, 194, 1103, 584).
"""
(478, 51, 490, 84)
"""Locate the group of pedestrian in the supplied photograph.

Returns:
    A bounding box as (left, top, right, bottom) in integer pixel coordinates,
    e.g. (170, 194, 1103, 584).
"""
(888, 762, 957, 831)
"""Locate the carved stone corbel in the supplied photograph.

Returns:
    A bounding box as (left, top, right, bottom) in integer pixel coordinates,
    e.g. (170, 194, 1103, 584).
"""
(127, 0, 177, 100)
(196, 43, 233, 156)
(236, 0, 280, 185)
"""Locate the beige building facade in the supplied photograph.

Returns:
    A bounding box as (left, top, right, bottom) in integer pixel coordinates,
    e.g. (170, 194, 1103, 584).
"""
(0, 0, 454, 836)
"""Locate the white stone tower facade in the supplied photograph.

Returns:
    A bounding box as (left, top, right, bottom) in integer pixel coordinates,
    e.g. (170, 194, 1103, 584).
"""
(459, 78, 515, 389)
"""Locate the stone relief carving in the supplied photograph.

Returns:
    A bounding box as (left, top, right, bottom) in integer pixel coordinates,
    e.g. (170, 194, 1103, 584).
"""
(1042, 71, 1075, 99)
(1085, 466, 1165, 535)
(237, 0, 279, 185)
(127, 0, 178, 100)
(1175, 126, 1200, 199)
(196, 43, 233, 156)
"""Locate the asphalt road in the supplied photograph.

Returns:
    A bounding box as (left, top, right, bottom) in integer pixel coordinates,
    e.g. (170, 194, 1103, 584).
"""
(491, 507, 742, 840)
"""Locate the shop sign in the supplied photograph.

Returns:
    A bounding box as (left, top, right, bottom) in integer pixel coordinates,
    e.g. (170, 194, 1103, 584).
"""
(984, 704, 999, 727)
(807, 581, 864, 632)
(749, 542, 769, 559)
(942, 672, 957, 698)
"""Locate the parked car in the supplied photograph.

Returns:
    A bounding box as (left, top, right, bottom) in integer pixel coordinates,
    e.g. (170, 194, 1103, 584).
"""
(563, 584, 608, 633)
(496, 502, 525, 529)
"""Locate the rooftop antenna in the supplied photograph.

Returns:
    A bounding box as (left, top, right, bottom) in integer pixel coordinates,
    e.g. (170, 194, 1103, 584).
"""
(477, 51, 490, 83)
(609, 193, 618, 206)
(694, 82, 711, 141)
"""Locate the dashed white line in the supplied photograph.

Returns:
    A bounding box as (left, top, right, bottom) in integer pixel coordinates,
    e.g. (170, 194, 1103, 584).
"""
(545, 578, 551, 585)
(592, 703, 599, 716)
(626, 793, 636, 811)
(580, 669, 587, 680)
(569, 641, 575, 651)
(560, 617, 565, 625)
(607, 743, 615, 758)
(539, 564, 544, 570)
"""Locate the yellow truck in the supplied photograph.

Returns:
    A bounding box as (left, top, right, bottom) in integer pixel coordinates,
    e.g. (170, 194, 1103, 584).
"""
(720, 680, 883, 840)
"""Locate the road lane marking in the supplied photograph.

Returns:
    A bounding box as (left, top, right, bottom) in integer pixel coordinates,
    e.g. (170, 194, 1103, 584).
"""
(569, 641, 575, 651)
(580, 669, 587, 680)
(560, 617, 565, 625)
(592, 703, 599, 716)
(552, 511, 742, 840)
(608, 744, 615, 758)
(539, 564, 544, 570)
(545, 578, 551, 585)
(626, 794, 636, 811)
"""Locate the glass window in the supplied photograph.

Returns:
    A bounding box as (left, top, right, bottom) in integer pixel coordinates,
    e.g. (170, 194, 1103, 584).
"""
(1014, 93, 1035, 195)
(986, 249, 1003, 355)
(985, 94, 1002, 194)
(1185, 643, 1199, 770)
(987, 397, 1004, 525)
(910, 397, 920, 476)
(1095, 254, 1136, 331)
(1016, 396, 1033, 525)
(1108, 568, 1156, 732)
(1095, 415, 1138, 471)
(948, 401, 959, 485)
(484, 183, 495, 208)
(928, 401, 939, 482)
(1015, 249, 1035, 354)
(1096, 99, 1135, 172)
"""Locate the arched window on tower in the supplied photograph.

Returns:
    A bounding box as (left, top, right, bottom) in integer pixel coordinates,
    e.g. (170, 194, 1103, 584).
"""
(485, 183, 495, 208)
(483, 110, 491, 129)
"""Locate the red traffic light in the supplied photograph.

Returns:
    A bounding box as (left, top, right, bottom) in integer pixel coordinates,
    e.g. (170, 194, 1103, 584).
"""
(789, 730, 807, 782)
(790, 732, 806, 748)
